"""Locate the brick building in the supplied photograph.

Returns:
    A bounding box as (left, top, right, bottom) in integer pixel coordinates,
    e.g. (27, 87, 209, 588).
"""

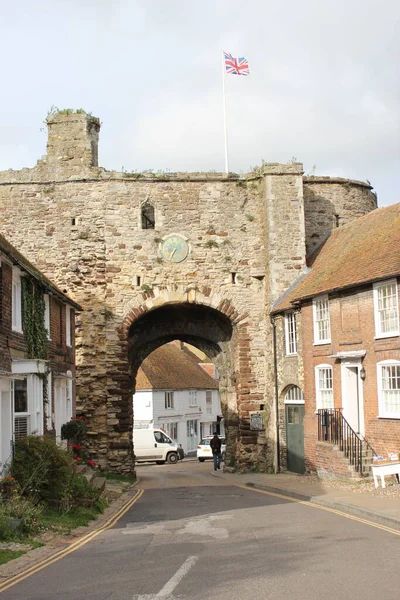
(0, 233, 81, 472)
(273, 203, 400, 477)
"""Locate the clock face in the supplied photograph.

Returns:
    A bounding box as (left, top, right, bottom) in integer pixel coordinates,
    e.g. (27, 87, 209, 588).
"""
(161, 235, 189, 263)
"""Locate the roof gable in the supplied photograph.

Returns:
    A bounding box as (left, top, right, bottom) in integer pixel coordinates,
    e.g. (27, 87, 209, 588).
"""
(273, 203, 400, 312)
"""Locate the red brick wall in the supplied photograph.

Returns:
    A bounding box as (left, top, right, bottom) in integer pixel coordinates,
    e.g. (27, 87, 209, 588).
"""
(301, 279, 400, 473)
(315, 441, 354, 479)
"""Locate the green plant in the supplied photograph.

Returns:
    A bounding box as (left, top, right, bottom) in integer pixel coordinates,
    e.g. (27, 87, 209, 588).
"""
(10, 436, 74, 505)
(101, 472, 137, 484)
(141, 284, 153, 292)
(21, 278, 48, 360)
(0, 495, 43, 535)
(245, 214, 255, 222)
(61, 417, 89, 446)
(59, 475, 102, 511)
(204, 239, 219, 249)
(77, 231, 89, 240)
(0, 549, 26, 564)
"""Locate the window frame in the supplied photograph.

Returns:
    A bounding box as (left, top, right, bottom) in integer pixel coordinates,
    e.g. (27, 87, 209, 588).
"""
(373, 279, 399, 339)
(164, 391, 174, 410)
(12, 267, 23, 333)
(44, 294, 51, 339)
(313, 295, 331, 345)
(189, 390, 197, 407)
(284, 311, 297, 355)
(284, 385, 304, 404)
(66, 305, 72, 347)
(377, 360, 400, 419)
(315, 364, 334, 410)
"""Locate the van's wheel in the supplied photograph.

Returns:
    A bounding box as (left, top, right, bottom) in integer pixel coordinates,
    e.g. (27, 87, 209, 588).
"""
(156, 461, 166, 465)
(198, 458, 205, 462)
(167, 452, 178, 464)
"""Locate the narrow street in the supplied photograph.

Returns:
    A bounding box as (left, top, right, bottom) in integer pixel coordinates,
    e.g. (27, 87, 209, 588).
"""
(2, 461, 400, 600)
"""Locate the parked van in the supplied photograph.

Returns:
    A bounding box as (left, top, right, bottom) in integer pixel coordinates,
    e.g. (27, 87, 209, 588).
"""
(133, 428, 180, 464)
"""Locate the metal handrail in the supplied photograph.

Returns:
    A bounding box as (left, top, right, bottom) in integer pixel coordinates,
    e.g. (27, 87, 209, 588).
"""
(317, 409, 377, 473)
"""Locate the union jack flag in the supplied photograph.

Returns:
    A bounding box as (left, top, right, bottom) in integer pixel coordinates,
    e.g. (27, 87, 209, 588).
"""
(224, 51, 250, 76)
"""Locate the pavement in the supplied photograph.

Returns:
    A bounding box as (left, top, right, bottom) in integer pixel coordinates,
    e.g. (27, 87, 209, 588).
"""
(2, 462, 400, 600)
(211, 468, 400, 531)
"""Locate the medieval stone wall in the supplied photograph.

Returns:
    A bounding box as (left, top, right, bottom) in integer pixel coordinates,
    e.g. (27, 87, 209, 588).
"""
(0, 111, 379, 472)
(303, 177, 377, 256)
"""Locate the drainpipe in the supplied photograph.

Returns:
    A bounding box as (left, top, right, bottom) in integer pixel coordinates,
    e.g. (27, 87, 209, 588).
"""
(271, 314, 281, 473)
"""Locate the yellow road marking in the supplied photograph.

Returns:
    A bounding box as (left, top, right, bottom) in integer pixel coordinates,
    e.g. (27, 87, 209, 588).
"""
(235, 483, 400, 537)
(0, 489, 144, 594)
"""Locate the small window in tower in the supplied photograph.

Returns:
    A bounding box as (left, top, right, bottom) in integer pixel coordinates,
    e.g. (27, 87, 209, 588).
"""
(141, 202, 155, 229)
(71, 218, 76, 226)
(231, 272, 237, 284)
(136, 276, 141, 287)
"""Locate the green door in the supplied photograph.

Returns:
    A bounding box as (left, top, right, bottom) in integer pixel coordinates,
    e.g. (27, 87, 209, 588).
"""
(286, 404, 305, 474)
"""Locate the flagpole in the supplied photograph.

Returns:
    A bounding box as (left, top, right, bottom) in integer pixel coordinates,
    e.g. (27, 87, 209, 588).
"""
(222, 51, 229, 174)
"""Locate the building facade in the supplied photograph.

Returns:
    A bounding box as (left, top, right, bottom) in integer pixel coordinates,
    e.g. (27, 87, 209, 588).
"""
(0, 233, 81, 472)
(133, 343, 223, 454)
(0, 110, 377, 473)
(273, 204, 400, 477)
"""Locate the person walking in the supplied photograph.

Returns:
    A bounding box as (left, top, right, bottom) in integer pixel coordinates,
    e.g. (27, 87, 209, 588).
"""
(210, 432, 222, 471)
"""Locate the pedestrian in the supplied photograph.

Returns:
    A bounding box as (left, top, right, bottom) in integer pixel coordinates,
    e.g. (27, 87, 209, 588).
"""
(210, 432, 222, 471)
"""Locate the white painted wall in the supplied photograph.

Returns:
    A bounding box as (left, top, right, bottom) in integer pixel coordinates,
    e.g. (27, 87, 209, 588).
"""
(133, 388, 224, 455)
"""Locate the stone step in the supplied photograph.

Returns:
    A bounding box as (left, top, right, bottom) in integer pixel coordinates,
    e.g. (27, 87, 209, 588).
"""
(92, 476, 106, 493)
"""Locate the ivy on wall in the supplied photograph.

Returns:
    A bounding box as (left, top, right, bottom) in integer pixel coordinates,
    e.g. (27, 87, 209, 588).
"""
(21, 277, 48, 360)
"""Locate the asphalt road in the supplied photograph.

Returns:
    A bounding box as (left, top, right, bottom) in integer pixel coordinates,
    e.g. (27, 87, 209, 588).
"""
(2, 461, 400, 599)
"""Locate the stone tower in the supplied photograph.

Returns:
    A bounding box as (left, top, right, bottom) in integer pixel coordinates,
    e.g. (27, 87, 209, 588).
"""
(0, 111, 377, 472)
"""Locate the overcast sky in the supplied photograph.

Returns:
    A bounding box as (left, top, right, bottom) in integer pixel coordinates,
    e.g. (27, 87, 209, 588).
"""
(0, 0, 399, 205)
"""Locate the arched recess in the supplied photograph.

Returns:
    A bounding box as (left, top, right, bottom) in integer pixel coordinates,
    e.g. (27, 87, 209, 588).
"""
(108, 288, 253, 473)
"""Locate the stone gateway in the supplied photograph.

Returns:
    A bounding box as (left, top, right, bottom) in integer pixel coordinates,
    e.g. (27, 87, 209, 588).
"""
(0, 111, 377, 472)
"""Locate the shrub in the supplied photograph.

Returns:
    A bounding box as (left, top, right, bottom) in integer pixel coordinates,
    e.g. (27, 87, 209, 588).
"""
(0, 496, 43, 535)
(61, 417, 89, 445)
(10, 436, 74, 505)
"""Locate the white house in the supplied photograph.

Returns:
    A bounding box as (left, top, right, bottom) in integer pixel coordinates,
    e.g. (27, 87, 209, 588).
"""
(133, 342, 224, 455)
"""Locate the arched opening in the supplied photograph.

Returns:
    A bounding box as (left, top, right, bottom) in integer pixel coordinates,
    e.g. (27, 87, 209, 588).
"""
(282, 384, 305, 474)
(133, 340, 225, 460)
(126, 303, 238, 469)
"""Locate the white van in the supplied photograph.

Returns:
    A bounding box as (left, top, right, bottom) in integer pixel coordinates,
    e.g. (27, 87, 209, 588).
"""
(133, 428, 180, 464)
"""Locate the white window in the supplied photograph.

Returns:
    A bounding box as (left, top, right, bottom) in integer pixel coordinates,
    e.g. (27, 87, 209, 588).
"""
(284, 385, 304, 404)
(315, 365, 334, 409)
(66, 306, 72, 347)
(285, 312, 297, 355)
(189, 390, 197, 406)
(373, 280, 399, 338)
(163, 422, 178, 440)
(206, 390, 212, 414)
(165, 391, 174, 409)
(313, 295, 331, 344)
(377, 361, 400, 418)
(13, 378, 29, 441)
(44, 294, 51, 339)
(12, 267, 23, 333)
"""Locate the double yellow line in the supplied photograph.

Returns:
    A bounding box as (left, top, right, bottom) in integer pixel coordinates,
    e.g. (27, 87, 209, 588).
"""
(236, 484, 400, 537)
(0, 489, 144, 594)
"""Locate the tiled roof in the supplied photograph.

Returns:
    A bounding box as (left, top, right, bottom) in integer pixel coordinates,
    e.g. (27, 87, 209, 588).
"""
(273, 203, 400, 312)
(0, 232, 82, 310)
(135, 343, 219, 390)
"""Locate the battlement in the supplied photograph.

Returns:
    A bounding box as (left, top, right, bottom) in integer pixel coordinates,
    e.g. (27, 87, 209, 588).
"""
(42, 110, 100, 168)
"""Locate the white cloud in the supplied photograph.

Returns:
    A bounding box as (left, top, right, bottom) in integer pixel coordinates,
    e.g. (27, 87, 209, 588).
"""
(0, 0, 399, 205)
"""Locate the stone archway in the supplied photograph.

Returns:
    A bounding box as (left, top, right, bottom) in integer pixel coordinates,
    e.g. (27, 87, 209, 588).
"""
(103, 286, 260, 473)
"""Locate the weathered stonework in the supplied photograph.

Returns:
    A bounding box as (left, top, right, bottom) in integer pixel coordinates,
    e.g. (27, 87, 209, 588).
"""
(0, 112, 378, 472)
